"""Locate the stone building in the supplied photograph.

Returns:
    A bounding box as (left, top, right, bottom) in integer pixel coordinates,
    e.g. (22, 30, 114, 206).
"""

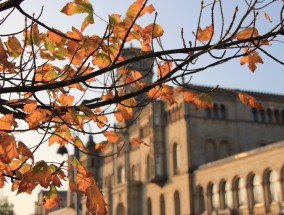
(80, 85, 284, 215)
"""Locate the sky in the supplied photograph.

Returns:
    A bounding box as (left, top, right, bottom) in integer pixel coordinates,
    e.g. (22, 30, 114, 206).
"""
(0, 0, 284, 214)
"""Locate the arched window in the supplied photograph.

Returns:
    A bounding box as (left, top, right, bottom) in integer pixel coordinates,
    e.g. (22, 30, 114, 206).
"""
(274, 109, 280, 124)
(219, 180, 232, 209)
(116, 203, 126, 215)
(253, 174, 263, 204)
(160, 194, 166, 215)
(233, 177, 246, 208)
(212, 184, 219, 209)
(219, 180, 227, 210)
(282, 110, 284, 125)
(260, 109, 266, 123)
(267, 109, 273, 124)
(220, 104, 226, 119)
(248, 173, 263, 209)
(174, 191, 181, 215)
(207, 183, 214, 213)
(173, 143, 180, 174)
(147, 197, 152, 215)
(264, 170, 279, 204)
(117, 165, 125, 184)
(252, 108, 258, 122)
(214, 104, 219, 118)
(196, 186, 205, 214)
(205, 139, 216, 163)
(219, 140, 231, 159)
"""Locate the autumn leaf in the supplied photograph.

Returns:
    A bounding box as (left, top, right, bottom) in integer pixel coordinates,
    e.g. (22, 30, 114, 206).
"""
(158, 61, 172, 77)
(0, 134, 19, 164)
(18, 141, 34, 163)
(127, 0, 155, 19)
(238, 92, 262, 109)
(61, 0, 94, 31)
(58, 94, 74, 106)
(131, 138, 149, 146)
(196, 25, 213, 41)
(85, 184, 107, 215)
(95, 141, 108, 151)
(0, 114, 16, 130)
(4, 36, 22, 58)
(103, 131, 119, 143)
(240, 49, 263, 72)
(184, 91, 213, 109)
(143, 23, 164, 38)
(262, 10, 272, 22)
(234, 27, 259, 40)
(18, 161, 52, 194)
(69, 179, 78, 192)
(24, 24, 41, 46)
(42, 184, 60, 210)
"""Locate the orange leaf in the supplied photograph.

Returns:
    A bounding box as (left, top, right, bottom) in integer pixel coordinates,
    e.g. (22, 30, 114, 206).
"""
(95, 141, 108, 151)
(69, 179, 78, 192)
(0, 114, 16, 130)
(143, 23, 164, 38)
(42, 184, 60, 210)
(238, 92, 262, 109)
(184, 91, 213, 109)
(85, 184, 107, 214)
(127, 0, 155, 19)
(5, 36, 22, 58)
(23, 101, 37, 113)
(197, 25, 213, 41)
(240, 49, 263, 72)
(158, 61, 172, 77)
(131, 138, 149, 146)
(103, 131, 119, 143)
(262, 10, 272, 22)
(234, 27, 259, 40)
(18, 161, 52, 194)
(61, 0, 94, 31)
(18, 141, 34, 163)
(58, 94, 74, 106)
(0, 134, 19, 164)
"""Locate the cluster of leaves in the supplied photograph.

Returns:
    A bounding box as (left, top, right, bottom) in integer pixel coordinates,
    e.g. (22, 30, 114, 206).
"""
(0, 0, 283, 214)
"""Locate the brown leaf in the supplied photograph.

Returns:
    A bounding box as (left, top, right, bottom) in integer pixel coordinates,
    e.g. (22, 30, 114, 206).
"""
(240, 49, 263, 72)
(196, 25, 213, 41)
(85, 184, 107, 214)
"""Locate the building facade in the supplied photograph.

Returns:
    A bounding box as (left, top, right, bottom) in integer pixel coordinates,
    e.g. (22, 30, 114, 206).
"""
(80, 86, 284, 215)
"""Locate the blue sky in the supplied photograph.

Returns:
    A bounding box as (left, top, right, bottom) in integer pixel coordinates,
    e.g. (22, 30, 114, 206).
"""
(0, 0, 284, 214)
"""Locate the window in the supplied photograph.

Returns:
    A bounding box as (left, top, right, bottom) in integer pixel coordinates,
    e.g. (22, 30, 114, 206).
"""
(174, 191, 181, 215)
(212, 184, 219, 209)
(220, 104, 226, 119)
(264, 170, 279, 203)
(173, 143, 180, 174)
(205, 139, 216, 163)
(117, 165, 125, 184)
(205, 108, 211, 118)
(219, 140, 231, 159)
(116, 203, 125, 215)
(160, 194, 166, 215)
(260, 109, 266, 123)
(252, 108, 258, 122)
(146, 155, 152, 179)
(233, 177, 246, 208)
(219, 180, 232, 209)
(274, 109, 280, 124)
(214, 104, 219, 118)
(147, 198, 152, 215)
(207, 183, 214, 213)
(196, 186, 205, 214)
(253, 174, 263, 204)
(248, 173, 263, 208)
(267, 109, 273, 124)
(282, 110, 284, 125)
